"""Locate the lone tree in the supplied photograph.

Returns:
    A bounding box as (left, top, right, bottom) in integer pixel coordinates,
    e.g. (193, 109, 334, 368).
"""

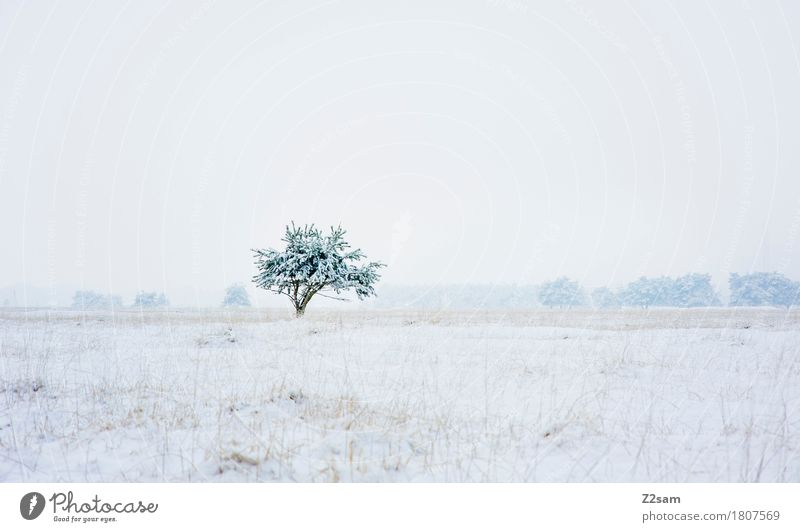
(252, 223, 384, 317)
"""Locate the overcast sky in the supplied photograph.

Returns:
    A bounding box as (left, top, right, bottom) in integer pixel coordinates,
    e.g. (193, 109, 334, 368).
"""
(1, 0, 800, 305)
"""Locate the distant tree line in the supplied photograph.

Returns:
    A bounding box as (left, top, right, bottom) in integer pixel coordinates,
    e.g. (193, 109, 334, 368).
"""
(68, 273, 800, 310)
(729, 272, 800, 307)
(133, 291, 169, 308)
(538, 277, 586, 308)
(587, 273, 722, 309)
(71, 291, 123, 310)
(70, 284, 254, 310)
(71, 290, 170, 310)
(539, 272, 799, 309)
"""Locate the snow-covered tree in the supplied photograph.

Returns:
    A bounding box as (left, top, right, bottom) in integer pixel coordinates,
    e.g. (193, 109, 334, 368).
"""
(729, 272, 800, 307)
(772, 277, 800, 307)
(133, 291, 168, 308)
(252, 223, 384, 317)
(537, 277, 586, 308)
(72, 290, 122, 310)
(591, 286, 619, 308)
(619, 274, 720, 308)
(673, 273, 720, 307)
(222, 284, 251, 307)
(619, 277, 663, 308)
(730, 273, 768, 306)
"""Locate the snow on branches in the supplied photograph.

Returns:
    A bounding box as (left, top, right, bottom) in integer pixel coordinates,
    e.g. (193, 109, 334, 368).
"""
(252, 223, 384, 317)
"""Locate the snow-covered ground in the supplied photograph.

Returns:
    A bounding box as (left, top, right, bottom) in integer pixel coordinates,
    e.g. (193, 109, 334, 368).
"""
(1, 307, 798, 482)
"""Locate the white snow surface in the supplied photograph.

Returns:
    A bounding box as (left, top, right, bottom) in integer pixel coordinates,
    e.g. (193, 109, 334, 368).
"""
(1, 307, 798, 482)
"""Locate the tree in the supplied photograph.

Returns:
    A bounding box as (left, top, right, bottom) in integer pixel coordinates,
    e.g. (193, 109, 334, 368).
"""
(537, 277, 586, 308)
(772, 277, 800, 307)
(72, 290, 122, 310)
(591, 286, 619, 308)
(618, 274, 721, 308)
(730, 272, 800, 307)
(673, 273, 720, 307)
(252, 223, 384, 317)
(133, 291, 168, 308)
(619, 277, 662, 308)
(223, 284, 251, 307)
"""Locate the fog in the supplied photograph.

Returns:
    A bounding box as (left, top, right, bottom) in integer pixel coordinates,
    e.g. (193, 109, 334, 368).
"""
(1, 0, 799, 306)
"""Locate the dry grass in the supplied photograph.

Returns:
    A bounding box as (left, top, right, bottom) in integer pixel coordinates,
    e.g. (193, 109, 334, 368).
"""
(0, 307, 798, 482)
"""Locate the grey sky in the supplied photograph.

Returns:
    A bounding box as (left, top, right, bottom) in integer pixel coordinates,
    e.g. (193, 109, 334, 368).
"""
(1, 0, 799, 305)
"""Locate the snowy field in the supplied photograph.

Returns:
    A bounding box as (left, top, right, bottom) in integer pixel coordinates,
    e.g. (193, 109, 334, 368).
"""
(1, 307, 798, 482)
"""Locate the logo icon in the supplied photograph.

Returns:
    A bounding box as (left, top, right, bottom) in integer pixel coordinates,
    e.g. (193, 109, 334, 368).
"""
(20, 492, 45, 520)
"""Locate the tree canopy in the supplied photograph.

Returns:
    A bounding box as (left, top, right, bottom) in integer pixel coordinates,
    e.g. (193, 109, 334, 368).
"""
(252, 223, 384, 317)
(223, 284, 251, 307)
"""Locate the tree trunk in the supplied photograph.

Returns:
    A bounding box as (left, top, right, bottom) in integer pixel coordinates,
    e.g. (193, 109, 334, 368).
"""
(294, 304, 306, 318)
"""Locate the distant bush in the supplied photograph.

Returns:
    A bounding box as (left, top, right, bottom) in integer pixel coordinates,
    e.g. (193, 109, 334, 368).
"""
(71, 290, 122, 310)
(133, 291, 169, 308)
(222, 284, 251, 307)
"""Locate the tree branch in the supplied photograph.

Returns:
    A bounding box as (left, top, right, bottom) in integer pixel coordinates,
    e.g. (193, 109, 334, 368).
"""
(314, 292, 350, 302)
